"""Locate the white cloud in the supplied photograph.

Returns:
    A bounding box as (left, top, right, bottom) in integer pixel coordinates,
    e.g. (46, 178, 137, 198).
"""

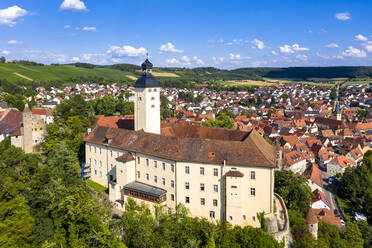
(280, 45, 294, 54)
(229, 53, 242, 60)
(71, 57, 80, 62)
(280, 44, 309, 54)
(271, 50, 278, 55)
(60, 0, 87, 10)
(335, 12, 351, 21)
(325, 43, 339, 48)
(226, 39, 243, 46)
(363, 41, 372, 52)
(159, 42, 183, 53)
(23, 50, 68, 63)
(292, 44, 309, 51)
(341, 46, 367, 58)
(180, 56, 191, 65)
(296, 54, 308, 61)
(8, 40, 23, 45)
(64, 24, 71, 29)
(2, 50, 11, 55)
(192, 56, 205, 65)
(0, 5, 28, 26)
(80, 53, 107, 64)
(212, 57, 225, 64)
(355, 34, 368, 41)
(166, 58, 180, 65)
(107, 45, 147, 57)
(216, 38, 224, 43)
(251, 39, 265, 50)
(82, 26, 97, 32)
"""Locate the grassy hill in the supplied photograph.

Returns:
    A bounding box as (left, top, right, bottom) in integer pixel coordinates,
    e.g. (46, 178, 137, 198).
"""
(0, 63, 138, 83)
(1, 62, 372, 86)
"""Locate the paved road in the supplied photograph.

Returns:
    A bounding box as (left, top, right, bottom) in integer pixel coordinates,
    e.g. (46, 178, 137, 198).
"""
(321, 171, 343, 218)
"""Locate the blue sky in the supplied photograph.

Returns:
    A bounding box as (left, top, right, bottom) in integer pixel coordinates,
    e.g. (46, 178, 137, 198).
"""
(1, 0, 372, 68)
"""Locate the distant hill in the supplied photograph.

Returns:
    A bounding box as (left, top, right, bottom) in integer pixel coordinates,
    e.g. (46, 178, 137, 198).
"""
(1, 62, 372, 85)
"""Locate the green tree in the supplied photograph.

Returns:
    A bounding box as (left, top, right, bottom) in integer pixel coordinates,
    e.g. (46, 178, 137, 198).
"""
(203, 111, 235, 129)
(274, 170, 312, 214)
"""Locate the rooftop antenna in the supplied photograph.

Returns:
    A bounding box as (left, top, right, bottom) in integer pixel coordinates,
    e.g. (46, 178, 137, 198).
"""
(146, 49, 149, 60)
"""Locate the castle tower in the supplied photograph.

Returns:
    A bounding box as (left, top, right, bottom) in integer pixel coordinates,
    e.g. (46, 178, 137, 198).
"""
(334, 84, 341, 121)
(134, 57, 161, 134)
(22, 104, 33, 153)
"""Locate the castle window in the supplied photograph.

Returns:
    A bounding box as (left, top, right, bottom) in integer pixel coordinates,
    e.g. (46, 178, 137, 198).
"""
(213, 200, 218, 207)
(89, 158, 91, 165)
(252, 216, 256, 221)
(209, 211, 215, 218)
(200, 167, 204, 175)
(171, 164, 174, 172)
(148, 89, 152, 92)
(154, 161, 157, 168)
(171, 194, 174, 201)
(185, 182, 190, 190)
(99, 171, 102, 177)
(213, 168, 218, 176)
(231, 185, 237, 189)
(94, 159, 97, 166)
(171, 180, 174, 188)
(213, 185, 218, 192)
(146, 159, 149, 166)
(201, 198, 205, 205)
(94, 147, 96, 153)
(243, 215, 246, 220)
(229, 216, 233, 220)
(99, 148, 102, 154)
(89, 145, 91, 152)
(137, 157, 140, 164)
(151, 105, 155, 108)
(110, 150, 112, 157)
(151, 97, 155, 100)
(251, 171, 256, 180)
(138, 97, 142, 101)
(137, 171, 140, 178)
(146, 173, 149, 181)
(185, 166, 190, 174)
(162, 178, 165, 185)
(95, 170, 97, 175)
(200, 183, 205, 191)
(185, 197, 190, 203)
(154, 176, 157, 183)
(154, 89, 157, 92)
(99, 161, 102, 168)
(250, 188, 256, 196)
(162, 162, 166, 170)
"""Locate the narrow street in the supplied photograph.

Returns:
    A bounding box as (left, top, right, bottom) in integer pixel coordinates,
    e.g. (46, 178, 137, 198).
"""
(321, 171, 342, 216)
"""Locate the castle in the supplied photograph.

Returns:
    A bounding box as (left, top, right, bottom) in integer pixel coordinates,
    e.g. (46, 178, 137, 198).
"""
(84, 59, 278, 227)
(10, 105, 50, 153)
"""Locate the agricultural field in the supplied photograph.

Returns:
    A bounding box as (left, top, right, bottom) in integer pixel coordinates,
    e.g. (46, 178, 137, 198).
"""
(0, 63, 137, 83)
(221, 80, 272, 86)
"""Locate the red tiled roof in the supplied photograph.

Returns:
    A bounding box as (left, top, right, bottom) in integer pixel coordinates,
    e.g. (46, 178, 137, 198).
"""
(331, 155, 356, 168)
(32, 108, 47, 115)
(303, 163, 323, 187)
(356, 122, 372, 130)
(312, 189, 331, 208)
(84, 126, 276, 168)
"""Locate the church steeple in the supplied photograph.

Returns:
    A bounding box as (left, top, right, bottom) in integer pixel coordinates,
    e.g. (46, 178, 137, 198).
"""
(134, 56, 160, 88)
(134, 56, 161, 134)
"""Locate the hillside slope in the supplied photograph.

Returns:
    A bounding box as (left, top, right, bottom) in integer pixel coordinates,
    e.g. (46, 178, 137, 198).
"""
(0, 64, 138, 83)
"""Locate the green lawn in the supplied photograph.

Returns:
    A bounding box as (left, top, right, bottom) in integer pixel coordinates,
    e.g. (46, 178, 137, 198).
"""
(86, 179, 108, 194)
(0, 63, 137, 83)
